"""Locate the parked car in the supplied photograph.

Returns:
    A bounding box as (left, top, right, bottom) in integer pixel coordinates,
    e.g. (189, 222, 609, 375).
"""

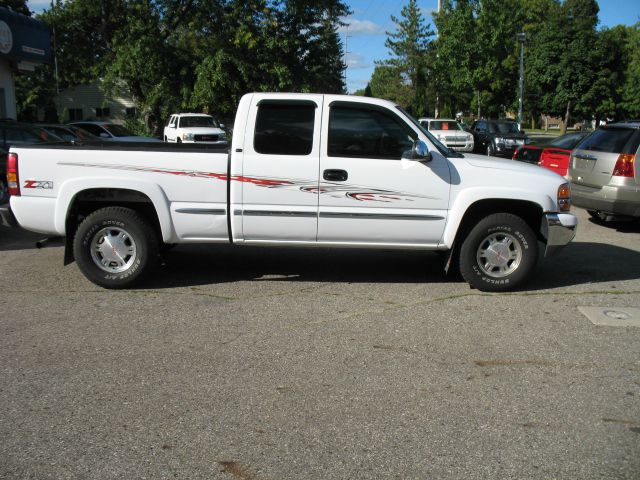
(68, 121, 161, 142)
(418, 118, 474, 152)
(568, 122, 640, 220)
(512, 131, 589, 176)
(164, 113, 227, 144)
(37, 124, 100, 142)
(1, 122, 62, 205)
(471, 119, 530, 157)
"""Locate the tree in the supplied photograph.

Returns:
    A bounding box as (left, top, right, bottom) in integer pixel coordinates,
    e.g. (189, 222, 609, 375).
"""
(2, 0, 30, 15)
(621, 22, 640, 118)
(380, 0, 434, 115)
(368, 65, 412, 107)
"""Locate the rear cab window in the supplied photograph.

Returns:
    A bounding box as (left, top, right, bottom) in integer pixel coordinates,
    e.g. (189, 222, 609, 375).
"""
(254, 101, 316, 155)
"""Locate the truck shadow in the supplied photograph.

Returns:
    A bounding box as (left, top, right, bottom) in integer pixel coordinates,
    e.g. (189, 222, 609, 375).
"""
(0, 226, 58, 251)
(148, 241, 640, 290)
(150, 245, 451, 287)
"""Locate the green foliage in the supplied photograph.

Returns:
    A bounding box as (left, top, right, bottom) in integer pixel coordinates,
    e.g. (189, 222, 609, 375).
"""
(375, 0, 638, 125)
(3, 0, 30, 15)
(14, 0, 349, 133)
(377, 0, 434, 116)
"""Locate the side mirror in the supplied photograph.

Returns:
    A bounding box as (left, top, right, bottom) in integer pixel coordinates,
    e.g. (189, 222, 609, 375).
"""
(403, 139, 432, 162)
(520, 130, 526, 135)
(219, 124, 225, 129)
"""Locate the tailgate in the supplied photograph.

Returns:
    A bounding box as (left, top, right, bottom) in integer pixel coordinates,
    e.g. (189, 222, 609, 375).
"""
(571, 150, 618, 187)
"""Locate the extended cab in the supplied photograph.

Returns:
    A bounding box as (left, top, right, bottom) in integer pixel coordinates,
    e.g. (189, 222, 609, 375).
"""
(2, 93, 577, 291)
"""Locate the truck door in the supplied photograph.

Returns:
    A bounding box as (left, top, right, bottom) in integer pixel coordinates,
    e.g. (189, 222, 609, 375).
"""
(239, 96, 323, 241)
(317, 100, 450, 246)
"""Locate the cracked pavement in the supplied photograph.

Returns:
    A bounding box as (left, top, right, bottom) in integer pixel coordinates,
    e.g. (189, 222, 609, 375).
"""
(1, 207, 639, 479)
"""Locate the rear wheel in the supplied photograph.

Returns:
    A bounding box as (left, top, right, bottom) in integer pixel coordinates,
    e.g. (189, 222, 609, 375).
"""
(459, 213, 538, 292)
(73, 207, 159, 289)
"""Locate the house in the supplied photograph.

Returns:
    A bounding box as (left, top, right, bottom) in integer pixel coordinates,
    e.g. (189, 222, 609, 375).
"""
(54, 80, 137, 124)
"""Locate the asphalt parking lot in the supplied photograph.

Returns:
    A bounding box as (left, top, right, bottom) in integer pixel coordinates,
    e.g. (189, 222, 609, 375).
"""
(1, 207, 639, 479)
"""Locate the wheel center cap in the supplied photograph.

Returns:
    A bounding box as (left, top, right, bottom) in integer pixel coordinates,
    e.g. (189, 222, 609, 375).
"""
(487, 244, 510, 267)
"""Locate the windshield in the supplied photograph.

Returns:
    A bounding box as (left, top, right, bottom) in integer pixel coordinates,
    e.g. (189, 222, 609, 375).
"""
(429, 120, 462, 132)
(490, 122, 520, 134)
(397, 107, 463, 158)
(104, 124, 135, 137)
(179, 116, 218, 128)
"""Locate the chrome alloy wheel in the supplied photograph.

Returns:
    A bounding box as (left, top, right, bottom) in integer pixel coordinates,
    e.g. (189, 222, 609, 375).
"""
(90, 227, 138, 274)
(476, 232, 522, 278)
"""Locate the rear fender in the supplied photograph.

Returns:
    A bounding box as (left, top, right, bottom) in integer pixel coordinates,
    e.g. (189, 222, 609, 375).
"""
(54, 177, 175, 243)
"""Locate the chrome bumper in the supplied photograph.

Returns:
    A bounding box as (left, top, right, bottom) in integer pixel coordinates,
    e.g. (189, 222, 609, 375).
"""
(541, 212, 577, 257)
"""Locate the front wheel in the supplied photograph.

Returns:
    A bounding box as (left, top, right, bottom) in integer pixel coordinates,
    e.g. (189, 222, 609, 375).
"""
(73, 207, 159, 289)
(459, 213, 538, 292)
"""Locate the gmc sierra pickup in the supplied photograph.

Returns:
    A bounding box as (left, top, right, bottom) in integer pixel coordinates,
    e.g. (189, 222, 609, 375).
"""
(1, 93, 577, 291)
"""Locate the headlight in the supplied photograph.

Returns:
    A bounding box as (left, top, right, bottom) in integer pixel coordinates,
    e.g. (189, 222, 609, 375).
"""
(557, 183, 571, 212)
(219, 133, 226, 140)
(494, 137, 504, 144)
(182, 133, 194, 141)
(524, 138, 531, 144)
(467, 135, 473, 142)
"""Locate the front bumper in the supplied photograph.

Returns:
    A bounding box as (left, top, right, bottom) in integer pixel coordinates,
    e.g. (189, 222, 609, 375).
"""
(0, 202, 18, 227)
(541, 212, 577, 257)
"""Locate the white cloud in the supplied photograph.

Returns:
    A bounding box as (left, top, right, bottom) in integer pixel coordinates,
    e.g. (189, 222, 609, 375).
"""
(338, 18, 386, 36)
(346, 52, 370, 69)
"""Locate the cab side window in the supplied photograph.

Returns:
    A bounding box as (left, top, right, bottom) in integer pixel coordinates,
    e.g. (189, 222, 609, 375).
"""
(328, 105, 415, 160)
(254, 102, 316, 155)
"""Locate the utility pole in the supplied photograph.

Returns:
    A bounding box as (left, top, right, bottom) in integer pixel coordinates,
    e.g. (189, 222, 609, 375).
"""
(517, 32, 525, 129)
(51, 0, 59, 94)
(344, 26, 351, 93)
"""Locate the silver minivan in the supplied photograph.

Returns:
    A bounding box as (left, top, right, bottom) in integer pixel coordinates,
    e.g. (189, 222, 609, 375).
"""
(568, 122, 640, 219)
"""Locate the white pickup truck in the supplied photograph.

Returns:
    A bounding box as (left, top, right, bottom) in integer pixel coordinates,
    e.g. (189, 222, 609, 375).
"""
(1, 93, 577, 291)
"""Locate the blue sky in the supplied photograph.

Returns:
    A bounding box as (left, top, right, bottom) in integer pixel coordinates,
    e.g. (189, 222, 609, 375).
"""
(341, 0, 640, 92)
(26, 0, 640, 93)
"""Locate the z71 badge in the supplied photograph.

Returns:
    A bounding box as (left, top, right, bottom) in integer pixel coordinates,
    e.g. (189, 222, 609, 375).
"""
(23, 180, 54, 189)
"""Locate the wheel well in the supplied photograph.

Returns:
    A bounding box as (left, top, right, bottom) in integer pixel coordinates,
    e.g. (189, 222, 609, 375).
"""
(65, 188, 162, 245)
(454, 199, 544, 248)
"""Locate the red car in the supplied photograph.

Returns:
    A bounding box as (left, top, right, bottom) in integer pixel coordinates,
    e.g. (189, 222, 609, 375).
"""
(512, 131, 590, 177)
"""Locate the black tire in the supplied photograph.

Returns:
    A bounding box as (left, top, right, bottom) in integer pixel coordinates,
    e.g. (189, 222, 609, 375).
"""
(73, 207, 159, 289)
(177, 138, 182, 143)
(459, 213, 538, 292)
(164, 136, 168, 142)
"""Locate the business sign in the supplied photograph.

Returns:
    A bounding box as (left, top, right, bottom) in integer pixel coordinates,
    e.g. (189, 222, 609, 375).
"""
(0, 20, 12, 54)
(0, 7, 51, 64)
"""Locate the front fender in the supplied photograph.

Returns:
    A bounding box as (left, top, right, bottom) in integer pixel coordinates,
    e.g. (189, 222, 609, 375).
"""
(441, 187, 556, 248)
(54, 177, 175, 243)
